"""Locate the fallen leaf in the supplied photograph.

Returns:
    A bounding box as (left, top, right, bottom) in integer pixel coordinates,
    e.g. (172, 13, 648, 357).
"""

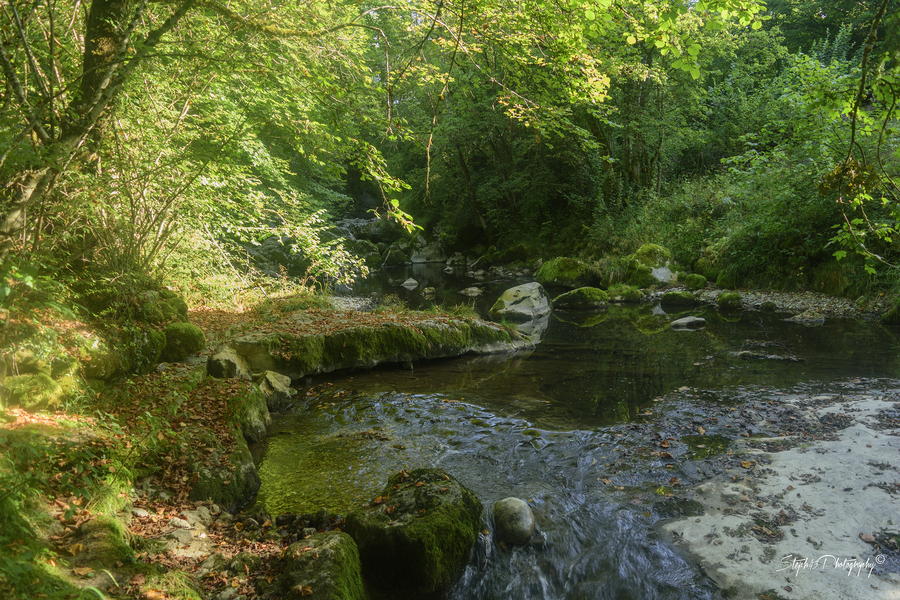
(660, 451, 674, 459)
(415, 481, 425, 487)
(68, 543, 83, 557)
(385, 505, 395, 515)
(740, 461, 754, 469)
(860, 533, 876, 543)
(669, 477, 680, 485)
(660, 440, 670, 448)
(74, 567, 94, 577)
(697, 426, 706, 435)
(602, 478, 612, 485)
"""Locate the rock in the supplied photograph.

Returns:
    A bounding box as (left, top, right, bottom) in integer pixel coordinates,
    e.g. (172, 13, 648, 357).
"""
(422, 287, 435, 299)
(459, 286, 483, 297)
(162, 322, 206, 361)
(660, 291, 698, 307)
(400, 278, 418, 289)
(630, 244, 677, 285)
(446, 252, 467, 266)
(514, 314, 550, 343)
(682, 273, 708, 291)
(671, 316, 706, 331)
(270, 532, 367, 600)
(493, 497, 535, 546)
(410, 238, 447, 264)
(3, 373, 63, 410)
(189, 426, 260, 512)
(208, 346, 253, 380)
(169, 517, 192, 529)
(535, 257, 603, 289)
(165, 529, 193, 545)
(197, 553, 228, 577)
(552, 287, 608, 309)
(785, 310, 825, 326)
(717, 292, 743, 310)
(256, 370, 296, 412)
(489, 282, 551, 322)
(344, 468, 482, 597)
(183, 506, 213, 527)
(381, 247, 410, 267)
(608, 284, 645, 303)
(759, 300, 778, 312)
(137, 290, 189, 324)
(230, 384, 271, 444)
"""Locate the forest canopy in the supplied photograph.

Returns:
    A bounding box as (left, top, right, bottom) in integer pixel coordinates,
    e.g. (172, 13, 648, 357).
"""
(1, 0, 898, 304)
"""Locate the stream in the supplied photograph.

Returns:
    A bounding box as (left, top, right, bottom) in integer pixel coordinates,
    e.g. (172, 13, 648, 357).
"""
(248, 264, 900, 599)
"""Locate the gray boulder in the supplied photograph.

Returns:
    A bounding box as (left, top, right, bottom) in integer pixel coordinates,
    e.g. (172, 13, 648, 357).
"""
(207, 346, 253, 380)
(489, 282, 551, 323)
(493, 497, 535, 546)
(256, 370, 296, 412)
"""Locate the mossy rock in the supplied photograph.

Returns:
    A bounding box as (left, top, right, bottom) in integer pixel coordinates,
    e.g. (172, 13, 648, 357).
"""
(622, 260, 659, 289)
(344, 468, 482, 597)
(660, 291, 698, 307)
(162, 322, 206, 362)
(226, 381, 271, 444)
(75, 333, 122, 381)
(535, 257, 603, 289)
(120, 326, 167, 375)
(276, 532, 368, 600)
(760, 301, 778, 312)
(683, 273, 708, 291)
(607, 284, 644, 303)
(631, 243, 673, 268)
(381, 247, 411, 267)
(552, 287, 609, 309)
(189, 426, 260, 512)
(717, 292, 743, 310)
(3, 373, 63, 410)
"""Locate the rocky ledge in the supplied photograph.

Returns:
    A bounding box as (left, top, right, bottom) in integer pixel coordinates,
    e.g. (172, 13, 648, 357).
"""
(208, 309, 532, 382)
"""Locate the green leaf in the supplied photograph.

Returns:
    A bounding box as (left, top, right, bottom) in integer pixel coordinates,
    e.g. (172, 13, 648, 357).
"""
(751, 20, 762, 30)
(833, 250, 847, 261)
(689, 66, 700, 80)
(585, 9, 595, 21)
(626, 35, 637, 45)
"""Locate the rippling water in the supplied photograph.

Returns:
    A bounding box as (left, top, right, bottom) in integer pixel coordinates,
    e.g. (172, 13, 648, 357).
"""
(250, 267, 900, 599)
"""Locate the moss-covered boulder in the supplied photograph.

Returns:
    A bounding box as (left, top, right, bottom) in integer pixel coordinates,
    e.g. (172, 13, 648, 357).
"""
(344, 468, 482, 597)
(882, 299, 900, 325)
(74, 333, 122, 381)
(717, 292, 743, 310)
(489, 282, 551, 322)
(189, 425, 260, 512)
(256, 370, 297, 412)
(136, 290, 189, 324)
(535, 257, 603, 289)
(3, 373, 63, 410)
(552, 287, 608, 310)
(381, 247, 411, 267)
(631, 243, 672, 267)
(607, 284, 645, 303)
(162, 322, 206, 362)
(660, 291, 698, 307)
(228, 382, 271, 444)
(119, 325, 167, 375)
(272, 532, 368, 600)
(682, 273, 708, 291)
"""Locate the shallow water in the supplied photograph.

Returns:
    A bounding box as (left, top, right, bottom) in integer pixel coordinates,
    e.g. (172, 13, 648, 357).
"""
(251, 269, 900, 598)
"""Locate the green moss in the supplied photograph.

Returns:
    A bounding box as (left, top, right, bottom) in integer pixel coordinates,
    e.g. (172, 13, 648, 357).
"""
(162, 322, 206, 361)
(660, 291, 697, 307)
(119, 325, 166, 375)
(281, 533, 368, 600)
(623, 260, 658, 289)
(189, 426, 260, 512)
(682, 434, 731, 459)
(607, 284, 644, 303)
(552, 287, 609, 309)
(346, 468, 481, 596)
(535, 257, 603, 289)
(717, 292, 743, 310)
(3, 373, 62, 410)
(631, 243, 673, 267)
(683, 273, 708, 291)
(760, 301, 777, 312)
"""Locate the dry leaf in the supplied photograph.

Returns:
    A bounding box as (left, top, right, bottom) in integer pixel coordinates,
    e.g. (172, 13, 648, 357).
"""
(68, 543, 83, 557)
(660, 440, 670, 448)
(373, 496, 386, 505)
(74, 567, 93, 577)
(740, 461, 754, 469)
(697, 426, 706, 435)
(860, 533, 876, 543)
(385, 505, 395, 515)
(301, 586, 313, 596)
(602, 478, 612, 485)
(415, 481, 425, 487)
(669, 477, 680, 485)
(660, 451, 674, 459)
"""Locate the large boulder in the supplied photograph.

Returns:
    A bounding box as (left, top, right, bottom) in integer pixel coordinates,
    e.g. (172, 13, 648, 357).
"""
(535, 257, 603, 289)
(717, 292, 743, 310)
(410, 237, 447, 264)
(162, 322, 206, 362)
(256, 370, 296, 412)
(344, 468, 482, 597)
(660, 291, 698, 307)
(207, 345, 253, 380)
(268, 532, 368, 600)
(489, 282, 551, 323)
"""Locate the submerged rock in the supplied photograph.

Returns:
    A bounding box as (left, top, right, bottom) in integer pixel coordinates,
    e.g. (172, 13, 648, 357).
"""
(344, 468, 482, 597)
(493, 497, 535, 546)
(489, 282, 551, 322)
(671, 316, 706, 331)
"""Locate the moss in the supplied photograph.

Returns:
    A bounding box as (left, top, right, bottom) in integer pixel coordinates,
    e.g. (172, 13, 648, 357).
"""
(717, 292, 743, 310)
(535, 257, 603, 289)
(622, 260, 658, 289)
(607, 284, 644, 303)
(631, 243, 672, 267)
(660, 291, 697, 307)
(760, 301, 778, 312)
(189, 426, 260, 512)
(119, 325, 167, 375)
(162, 322, 206, 361)
(280, 533, 368, 600)
(552, 287, 609, 309)
(345, 468, 481, 596)
(683, 273, 708, 291)
(3, 373, 62, 410)
(75, 333, 121, 381)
